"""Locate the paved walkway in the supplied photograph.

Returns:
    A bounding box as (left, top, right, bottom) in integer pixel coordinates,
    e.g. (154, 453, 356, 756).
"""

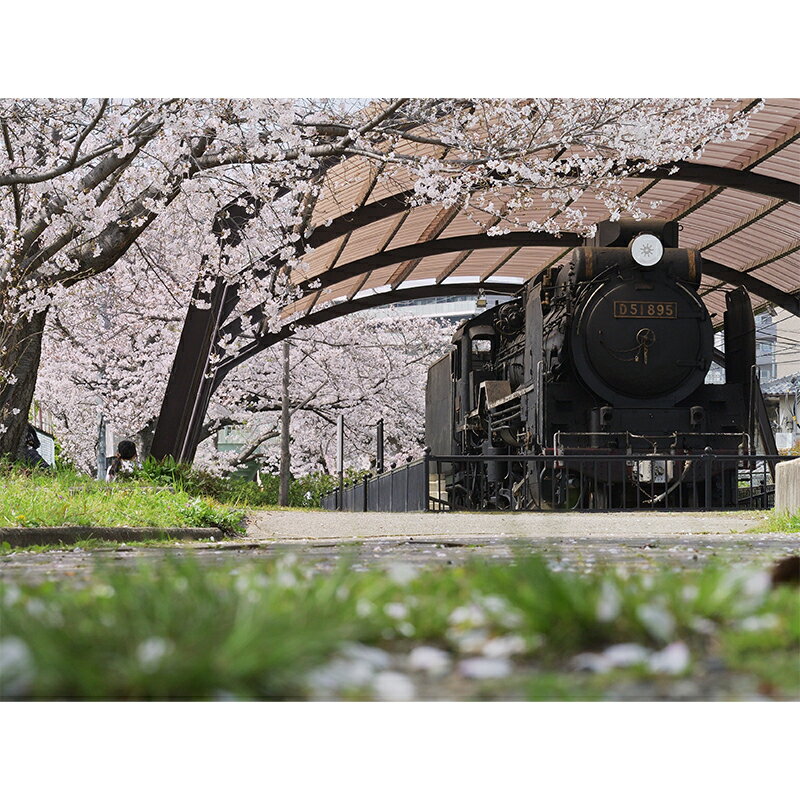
(3, 511, 796, 584)
(245, 510, 767, 541)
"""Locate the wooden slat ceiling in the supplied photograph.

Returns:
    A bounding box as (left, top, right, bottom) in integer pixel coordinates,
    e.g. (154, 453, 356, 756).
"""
(291, 99, 800, 319)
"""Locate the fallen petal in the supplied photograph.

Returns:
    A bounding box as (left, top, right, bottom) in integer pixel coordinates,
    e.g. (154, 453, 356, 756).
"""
(372, 671, 416, 701)
(603, 643, 651, 668)
(482, 635, 527, 659)
(408, 646, 451, 676)
(339, 642, 392, 670)
(459, 657, 512, 680)
(648, 642, 691, 675)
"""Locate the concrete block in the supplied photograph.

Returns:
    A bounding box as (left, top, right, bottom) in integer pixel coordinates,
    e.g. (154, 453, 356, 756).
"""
(0, 527, 221, 547)
(775, 458, 800, 515)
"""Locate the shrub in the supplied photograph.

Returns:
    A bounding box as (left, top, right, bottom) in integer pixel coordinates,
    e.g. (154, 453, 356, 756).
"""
(139, 457, 271, 505)
(139, 456, 355, 508)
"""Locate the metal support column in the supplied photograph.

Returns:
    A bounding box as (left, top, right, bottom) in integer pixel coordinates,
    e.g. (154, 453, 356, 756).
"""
(150, 195, 264, 463)
(150, 276, 230, 462)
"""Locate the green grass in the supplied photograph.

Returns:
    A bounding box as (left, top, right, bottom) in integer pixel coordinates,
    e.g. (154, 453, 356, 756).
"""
(751, 509, 800, 533)
(2, 554, 797, 700)
(0, 463, 246, 534)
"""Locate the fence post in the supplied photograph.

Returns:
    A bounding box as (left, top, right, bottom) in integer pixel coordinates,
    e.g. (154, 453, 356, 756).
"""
(376, 418, 384, 474)
(423, 447, 431, 512)
(704, 447, 713, 510)
(363, 474, 369, 512)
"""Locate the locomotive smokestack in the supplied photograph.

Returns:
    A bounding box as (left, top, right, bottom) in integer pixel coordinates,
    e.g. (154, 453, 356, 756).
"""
(587, 219, 680, 248)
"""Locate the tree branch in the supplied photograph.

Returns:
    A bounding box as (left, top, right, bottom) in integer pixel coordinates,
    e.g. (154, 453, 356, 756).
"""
(68, 99, 109, 169)
(0, 120, 22, 227)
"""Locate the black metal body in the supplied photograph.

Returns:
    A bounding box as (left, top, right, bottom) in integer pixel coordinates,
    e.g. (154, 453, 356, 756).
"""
(423, 220, 777, 511)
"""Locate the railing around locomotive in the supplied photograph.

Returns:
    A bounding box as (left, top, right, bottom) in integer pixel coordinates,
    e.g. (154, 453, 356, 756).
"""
(427, 453, 789, 512)
(322, 459, 429, 512)
(322, 452, 791, 512)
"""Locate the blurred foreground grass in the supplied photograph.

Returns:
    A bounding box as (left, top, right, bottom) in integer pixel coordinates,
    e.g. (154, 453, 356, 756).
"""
(1, 554, 797, 700)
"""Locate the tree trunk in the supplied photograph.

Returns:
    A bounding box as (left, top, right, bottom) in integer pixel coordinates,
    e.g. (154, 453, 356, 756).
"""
(278, 339, 291, 506)
(0, 309, 49, 459)
(136, 416, 158, 463)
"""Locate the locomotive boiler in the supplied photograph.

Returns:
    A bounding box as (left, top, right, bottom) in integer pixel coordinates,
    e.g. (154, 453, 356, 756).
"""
(425, 219, 769, 510)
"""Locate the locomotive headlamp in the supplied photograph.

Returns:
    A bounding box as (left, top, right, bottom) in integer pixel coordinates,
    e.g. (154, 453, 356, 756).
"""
(630, 233, 664, 267)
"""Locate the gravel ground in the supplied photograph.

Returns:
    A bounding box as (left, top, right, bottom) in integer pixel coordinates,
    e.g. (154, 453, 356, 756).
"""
(2, 514, 797, 585)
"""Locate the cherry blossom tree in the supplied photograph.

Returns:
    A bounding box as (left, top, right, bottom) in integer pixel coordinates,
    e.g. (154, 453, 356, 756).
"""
(2, 97, 758, 459)
(33, 252, 189, 470)
(35, 265, 453, 476)
(196, 311, 453, 476)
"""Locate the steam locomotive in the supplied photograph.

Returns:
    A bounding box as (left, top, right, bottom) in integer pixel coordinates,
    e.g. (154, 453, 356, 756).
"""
(425, 219, 766, 510)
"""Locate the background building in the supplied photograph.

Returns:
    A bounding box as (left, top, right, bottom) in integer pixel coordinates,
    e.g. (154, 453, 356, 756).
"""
(761, 373, 800, 450)
(707, 310, 799, 448)
(385, 293, 508, 322)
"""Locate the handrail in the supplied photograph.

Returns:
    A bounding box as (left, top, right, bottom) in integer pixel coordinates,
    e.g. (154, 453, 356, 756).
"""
(321, 452, 792, 513)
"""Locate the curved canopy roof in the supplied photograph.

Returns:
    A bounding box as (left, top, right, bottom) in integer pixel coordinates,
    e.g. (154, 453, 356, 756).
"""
(291, 98, 799, 316)
(217, 98, 799, 375)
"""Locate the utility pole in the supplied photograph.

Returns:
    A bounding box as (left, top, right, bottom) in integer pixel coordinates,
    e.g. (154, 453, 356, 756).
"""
(337, 413, 344, 509)
(279, 339, 291, 506)
(96, 412, 107, 481)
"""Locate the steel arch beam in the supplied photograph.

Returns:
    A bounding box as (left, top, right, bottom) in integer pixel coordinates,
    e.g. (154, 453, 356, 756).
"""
(702, 260, 800, 316)
(642, 161, 800, 204)
(297, 231, 582, 292)
(218, 232, 579, 342)
(213, 281, 523, 386)
(153, 278, 520, 464)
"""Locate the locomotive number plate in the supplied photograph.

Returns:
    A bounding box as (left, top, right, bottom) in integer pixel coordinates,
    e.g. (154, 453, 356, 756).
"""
(613, 301, 677, 319)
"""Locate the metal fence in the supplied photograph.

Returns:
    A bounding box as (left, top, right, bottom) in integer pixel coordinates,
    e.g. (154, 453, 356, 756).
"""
(322, 459, 429, 512)
(322, 452, 792, 513)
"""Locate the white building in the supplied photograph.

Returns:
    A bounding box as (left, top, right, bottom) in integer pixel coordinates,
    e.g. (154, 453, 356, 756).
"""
(762, 372, 800, 450)
(384, 293, 508, 322)
(774, 312, 800, 379)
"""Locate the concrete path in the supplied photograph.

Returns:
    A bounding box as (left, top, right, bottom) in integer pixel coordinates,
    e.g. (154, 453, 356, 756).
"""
(3, 511, 797, 584)
(245, 510, 768, 541)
